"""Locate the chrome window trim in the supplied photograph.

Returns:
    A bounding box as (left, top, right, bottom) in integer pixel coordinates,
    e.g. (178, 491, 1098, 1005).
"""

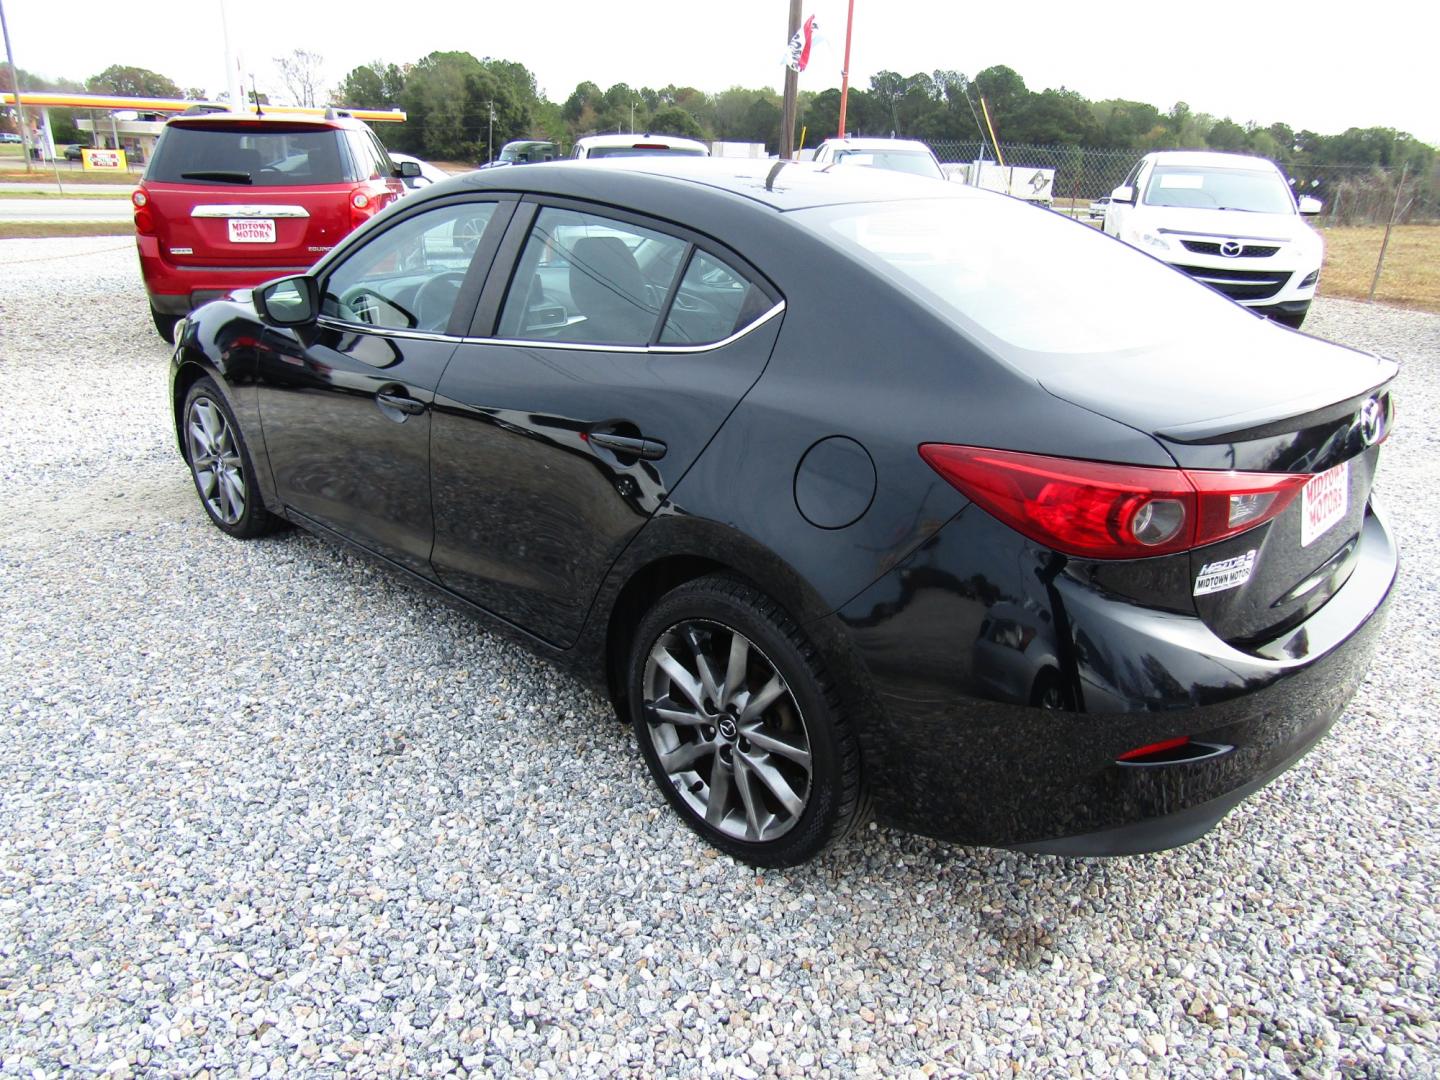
(315, 316, 461, 343)
(462, 300, 786, 354)
(191, 204, 312, 219)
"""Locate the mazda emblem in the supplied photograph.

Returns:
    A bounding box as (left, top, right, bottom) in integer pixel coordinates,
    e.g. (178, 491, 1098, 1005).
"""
(1359, 397, 1384, 446)
(1220, 240, 1243, 258)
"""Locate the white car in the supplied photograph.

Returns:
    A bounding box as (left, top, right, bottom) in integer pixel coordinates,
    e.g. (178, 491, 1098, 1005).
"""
(571, 134, 709, 160)
(811, 137, 943, 180)
(1103, 150, 1323, 328)
(389, 152, 452, 193)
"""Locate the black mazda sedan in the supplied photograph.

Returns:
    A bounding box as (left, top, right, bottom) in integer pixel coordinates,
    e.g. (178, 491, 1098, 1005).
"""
(168, 159, 1397, 866)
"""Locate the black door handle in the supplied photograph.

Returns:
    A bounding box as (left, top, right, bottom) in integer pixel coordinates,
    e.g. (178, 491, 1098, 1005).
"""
(589, 431, 666, 461)
(376, 391, 426, 416)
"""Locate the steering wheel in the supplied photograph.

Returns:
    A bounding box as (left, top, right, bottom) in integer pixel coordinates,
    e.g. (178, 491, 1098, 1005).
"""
(414, 272, 468, 332)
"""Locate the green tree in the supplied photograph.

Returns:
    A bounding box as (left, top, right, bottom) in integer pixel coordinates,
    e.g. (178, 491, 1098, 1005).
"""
(336, 62, 406, 110)
(1206, 118, 1247, 151)
(648, 105, 705, 141)
(972, 64, 1029, 139)
(86, 64, 182, 99)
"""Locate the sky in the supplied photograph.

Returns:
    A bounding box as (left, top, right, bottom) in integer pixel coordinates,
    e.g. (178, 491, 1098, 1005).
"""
(5, 0, 1436, 144)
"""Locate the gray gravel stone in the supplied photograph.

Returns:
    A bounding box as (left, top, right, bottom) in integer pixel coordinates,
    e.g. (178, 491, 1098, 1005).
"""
(1, 238, 1438, 1078)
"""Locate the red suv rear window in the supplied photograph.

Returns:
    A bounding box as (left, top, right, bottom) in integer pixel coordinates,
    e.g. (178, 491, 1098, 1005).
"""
(147, 124, 353, 186)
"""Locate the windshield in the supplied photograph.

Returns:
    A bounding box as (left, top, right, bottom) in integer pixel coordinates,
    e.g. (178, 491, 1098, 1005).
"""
(148, 125, 351, 186)
(585, 145, 707, 158)
(832, 150, 943, 180)
(794, 194, 1254, 355)
(1142, 164, 1294, 214)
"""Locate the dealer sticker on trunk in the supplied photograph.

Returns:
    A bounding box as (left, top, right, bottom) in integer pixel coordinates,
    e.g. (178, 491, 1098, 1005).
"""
(1194, 549, 1258, 596)
(1301, 460, 1349, 547)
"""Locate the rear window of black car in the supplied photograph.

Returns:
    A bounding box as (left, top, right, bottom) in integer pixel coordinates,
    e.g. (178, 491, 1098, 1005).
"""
(147, 125, 352, 186)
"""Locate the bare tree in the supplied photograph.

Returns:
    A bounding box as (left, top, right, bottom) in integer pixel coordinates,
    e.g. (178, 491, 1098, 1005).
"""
(274, 50, 324, 108)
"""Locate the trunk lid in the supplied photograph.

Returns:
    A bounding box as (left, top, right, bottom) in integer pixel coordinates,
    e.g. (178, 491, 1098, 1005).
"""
(1037, 322, 1396, 646)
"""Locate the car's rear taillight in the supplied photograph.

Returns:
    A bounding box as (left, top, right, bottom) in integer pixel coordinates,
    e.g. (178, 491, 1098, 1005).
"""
(919, 445, 1310, 559)
(134, 207, 155, 235)
(131, 189, 147, 208)
(350, 186, 376, 230)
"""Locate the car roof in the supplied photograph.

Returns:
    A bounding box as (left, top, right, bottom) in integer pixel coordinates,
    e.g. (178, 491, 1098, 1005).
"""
(449, 156, 974, 212)
(1143, 150, 1280, 171)
(574, 133, 709, 152)
(165, 111, 368, 131)
(820, 137, 935, 154)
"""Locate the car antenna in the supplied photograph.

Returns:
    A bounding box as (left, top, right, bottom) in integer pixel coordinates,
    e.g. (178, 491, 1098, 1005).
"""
(250, 74, 263, 118)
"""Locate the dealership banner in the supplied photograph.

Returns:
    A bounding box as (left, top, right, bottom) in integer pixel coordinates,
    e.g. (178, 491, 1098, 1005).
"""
(82, 149, 128, 172)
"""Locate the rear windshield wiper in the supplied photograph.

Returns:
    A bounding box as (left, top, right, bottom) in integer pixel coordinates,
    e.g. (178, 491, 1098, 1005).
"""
(180, 170, 253, 183)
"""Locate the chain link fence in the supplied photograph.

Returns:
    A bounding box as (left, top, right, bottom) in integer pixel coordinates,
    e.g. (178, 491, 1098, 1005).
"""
(923, 140, 1437, 225)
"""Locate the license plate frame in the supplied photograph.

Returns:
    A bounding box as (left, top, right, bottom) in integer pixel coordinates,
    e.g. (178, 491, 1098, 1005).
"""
(1301, 460, 1349, 547)
(227, 218, 276, 244)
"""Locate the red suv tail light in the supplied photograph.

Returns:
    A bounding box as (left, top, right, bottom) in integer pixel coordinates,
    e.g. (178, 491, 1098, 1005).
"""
(919, 445, 1310, 559)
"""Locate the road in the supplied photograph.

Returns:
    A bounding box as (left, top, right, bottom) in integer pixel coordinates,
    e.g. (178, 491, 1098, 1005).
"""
(0, 197, 132, 222)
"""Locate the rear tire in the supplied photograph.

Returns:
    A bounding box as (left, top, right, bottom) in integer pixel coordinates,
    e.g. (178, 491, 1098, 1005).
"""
(151, 306, 179, 344)
(181, 377, 285, 540)
(627, 574, 865, 867)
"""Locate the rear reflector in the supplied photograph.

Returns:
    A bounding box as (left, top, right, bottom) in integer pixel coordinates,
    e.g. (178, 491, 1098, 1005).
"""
(919, 445, 1312, 559)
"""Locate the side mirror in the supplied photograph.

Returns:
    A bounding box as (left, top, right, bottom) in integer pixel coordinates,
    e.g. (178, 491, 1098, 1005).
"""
(255, 275, 318, 327)
(1297, 195, 1323, 216)
(1110, 184, 1137, 206)
(397, 160, 421, 178)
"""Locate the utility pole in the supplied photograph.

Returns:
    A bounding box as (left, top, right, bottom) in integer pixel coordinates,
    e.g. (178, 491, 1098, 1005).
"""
(780, 0, 802, 159)
(487, 100, 495, 163)
(0, 0, 35, 173)
(837, 0, 855, 138)
(630, 100, 635, 135)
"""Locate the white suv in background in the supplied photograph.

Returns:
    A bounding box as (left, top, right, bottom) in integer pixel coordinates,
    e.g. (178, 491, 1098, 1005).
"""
(1104, 150, 1323, 328)
(571, 134, 710, 159)
(811, 137, 944, 180)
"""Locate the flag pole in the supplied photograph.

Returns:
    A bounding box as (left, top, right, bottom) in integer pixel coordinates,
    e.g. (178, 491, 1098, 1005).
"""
(781, 0, 802, 158)
(836, 0, 855, 138)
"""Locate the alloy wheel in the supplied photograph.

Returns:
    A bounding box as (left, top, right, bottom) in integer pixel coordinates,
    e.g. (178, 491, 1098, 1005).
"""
(186, 397, 246, 526)
(642, 620, 813, 842)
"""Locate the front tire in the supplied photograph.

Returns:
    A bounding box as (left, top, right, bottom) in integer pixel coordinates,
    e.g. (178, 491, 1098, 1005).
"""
(628, 575, 865, 867)
(182, 378, 285, 539)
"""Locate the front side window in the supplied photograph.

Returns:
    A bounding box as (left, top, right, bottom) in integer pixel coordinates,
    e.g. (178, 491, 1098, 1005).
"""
(322, 202, 497, 333)
(1142, 165, 1294, 214)
(496, 207, 688, 345)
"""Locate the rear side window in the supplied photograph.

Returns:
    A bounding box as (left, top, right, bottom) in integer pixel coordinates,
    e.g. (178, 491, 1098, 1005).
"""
(658, 251, 771, 345)
(496, 207, 688, 346)
(147, 125, 351, 186)
(348, 131, 393, 181)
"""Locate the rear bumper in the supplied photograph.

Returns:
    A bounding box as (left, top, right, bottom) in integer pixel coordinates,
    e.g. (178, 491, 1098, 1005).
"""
(137, 235, 307, 315)
(835, 504, 1397, 854)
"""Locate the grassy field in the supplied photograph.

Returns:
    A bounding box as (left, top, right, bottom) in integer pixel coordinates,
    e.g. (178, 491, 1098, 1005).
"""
(0, 189, 129, 199)
(1319, 225, 1439, 312)
(0, 222, 133, 239)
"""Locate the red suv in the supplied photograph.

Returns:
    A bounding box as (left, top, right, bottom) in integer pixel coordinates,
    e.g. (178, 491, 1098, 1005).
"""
(135, 111, 409, 341)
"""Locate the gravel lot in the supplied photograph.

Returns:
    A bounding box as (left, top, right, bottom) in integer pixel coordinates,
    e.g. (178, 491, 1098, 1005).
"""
(2, 237, 1437, 1078)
